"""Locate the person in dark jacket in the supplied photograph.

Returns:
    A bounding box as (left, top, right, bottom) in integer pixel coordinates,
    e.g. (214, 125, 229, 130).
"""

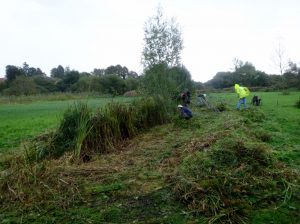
(178, 105, 193, 119)
(181, 90, 191, 106)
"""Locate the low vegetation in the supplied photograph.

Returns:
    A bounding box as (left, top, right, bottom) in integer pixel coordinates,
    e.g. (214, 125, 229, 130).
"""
(26, 96, 171, 162)
(1, 91, 300, 223)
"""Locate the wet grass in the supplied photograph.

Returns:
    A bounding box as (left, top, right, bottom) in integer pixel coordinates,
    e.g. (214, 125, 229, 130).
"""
(0, 96, 133, 153)
(1, 91, 300, 223)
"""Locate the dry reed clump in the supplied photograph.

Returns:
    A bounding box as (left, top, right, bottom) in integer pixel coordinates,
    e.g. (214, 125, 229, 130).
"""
(26, 96, 171, 161)
(26, 103, 92, 161)
(0, 154, 84, 211)
(171, 137, 300, 223)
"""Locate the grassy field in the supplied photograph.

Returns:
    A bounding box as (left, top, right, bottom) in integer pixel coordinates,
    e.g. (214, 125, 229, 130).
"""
(0, 96, 133, 153)
(0, 92, 299, 223)
(208, 91, 300, 169)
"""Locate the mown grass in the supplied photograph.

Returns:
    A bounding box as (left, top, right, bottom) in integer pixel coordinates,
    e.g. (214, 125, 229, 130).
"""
(0, 91, 299, 223)
(208, 91, 300, 169)
(0, 96, 133, 153)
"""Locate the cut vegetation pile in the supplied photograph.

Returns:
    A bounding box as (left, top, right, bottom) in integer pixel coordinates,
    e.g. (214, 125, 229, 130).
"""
(170, 109, 300, 223)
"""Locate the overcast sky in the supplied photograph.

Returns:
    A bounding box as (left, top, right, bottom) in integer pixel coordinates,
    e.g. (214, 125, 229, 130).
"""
(0, 0, 300, 82)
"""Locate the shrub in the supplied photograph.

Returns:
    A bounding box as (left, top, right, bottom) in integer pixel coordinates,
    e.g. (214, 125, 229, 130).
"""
(281, 90, 290, 95)
(295, 99, 300, 109)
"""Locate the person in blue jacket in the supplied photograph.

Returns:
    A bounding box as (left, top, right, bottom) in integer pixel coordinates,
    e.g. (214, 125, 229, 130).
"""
(178, 105, 193, 119)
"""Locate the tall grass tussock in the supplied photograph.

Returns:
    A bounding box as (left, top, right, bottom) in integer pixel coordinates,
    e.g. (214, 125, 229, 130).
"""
(26, 96, 172, 161)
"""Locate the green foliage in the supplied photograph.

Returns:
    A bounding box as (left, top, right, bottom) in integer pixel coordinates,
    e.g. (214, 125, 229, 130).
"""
(295, 99, 300, 108)
(50, 65, 65, 79)
(282, 90, 291, 95)
(133, 96, 171, 130)
(28, 102, 92, 160)
(242, 108, 266, 122)
(141, 64, 193, 106)
(207, 61, 270, 89)
(3, 76, 38, 96)
(26, 96, 171, 160)
(1, 91, 300, 223)
(99, 74, 126, 95)
(142, 7, 183, 68)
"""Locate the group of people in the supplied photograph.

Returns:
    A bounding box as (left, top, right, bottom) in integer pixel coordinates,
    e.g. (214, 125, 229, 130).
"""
(177, 84, 261, 119)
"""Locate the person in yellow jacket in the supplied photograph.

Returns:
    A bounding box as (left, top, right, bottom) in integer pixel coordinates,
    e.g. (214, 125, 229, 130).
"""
(234, 84, 250, 110)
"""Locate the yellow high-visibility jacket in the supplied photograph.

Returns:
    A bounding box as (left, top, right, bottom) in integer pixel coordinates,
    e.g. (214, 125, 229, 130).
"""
(234, 84, 250, 98)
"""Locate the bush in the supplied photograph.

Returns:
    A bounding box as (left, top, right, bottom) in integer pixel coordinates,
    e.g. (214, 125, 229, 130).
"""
(281, 90, 290, 95)
(295, 99, 300, 109)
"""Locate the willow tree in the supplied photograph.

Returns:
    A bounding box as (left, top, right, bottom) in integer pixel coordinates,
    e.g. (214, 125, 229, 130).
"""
(141, 7, 183, 68)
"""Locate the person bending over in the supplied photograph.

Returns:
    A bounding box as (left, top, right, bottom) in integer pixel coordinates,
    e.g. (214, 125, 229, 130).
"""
(178, 105, 193, 119)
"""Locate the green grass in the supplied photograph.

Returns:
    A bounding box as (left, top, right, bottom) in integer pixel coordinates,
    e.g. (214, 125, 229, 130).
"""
(208, 91, 300, 169)
(1, 91, 299, 223)
(0, 96, 133, 153)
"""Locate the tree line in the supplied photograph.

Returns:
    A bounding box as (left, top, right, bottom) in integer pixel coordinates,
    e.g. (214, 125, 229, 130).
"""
(0, 63, 140, 96)
(1, 7, 299, 97)
(205, 59, 300, 90)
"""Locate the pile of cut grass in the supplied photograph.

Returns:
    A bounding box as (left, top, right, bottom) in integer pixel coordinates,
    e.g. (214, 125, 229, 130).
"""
(170, 109, 300, 223)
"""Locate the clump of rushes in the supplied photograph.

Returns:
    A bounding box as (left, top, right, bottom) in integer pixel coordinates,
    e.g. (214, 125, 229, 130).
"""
(27, 102, 92, 161)
(133, 96, 171, 130)
(27, 96, 173, 161)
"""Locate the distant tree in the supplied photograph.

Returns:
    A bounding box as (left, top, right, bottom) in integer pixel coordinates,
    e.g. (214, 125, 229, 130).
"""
(99, 74, 126, 95)
(232, 58, 244, 70)
(63, 70, 80, 91)
(92, 68, 105, 76)
(128, 71, 138, 78)
(33, 76, 59, 92)
(3, 76, 37, 95)
(285, 60, 299, 74)
(70, 75, 91, 92)
(50, 65, 65, 79)
(141, 7, 183, 68)
(105, 65, 129, 79)
(5, 65, 25, 82)
(283, 60, 300, 88)
(22, 62, 44, 77)
(125, 77, 139, 91)
(273, 41, 288, 75)
(207, 61, 271, 88)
